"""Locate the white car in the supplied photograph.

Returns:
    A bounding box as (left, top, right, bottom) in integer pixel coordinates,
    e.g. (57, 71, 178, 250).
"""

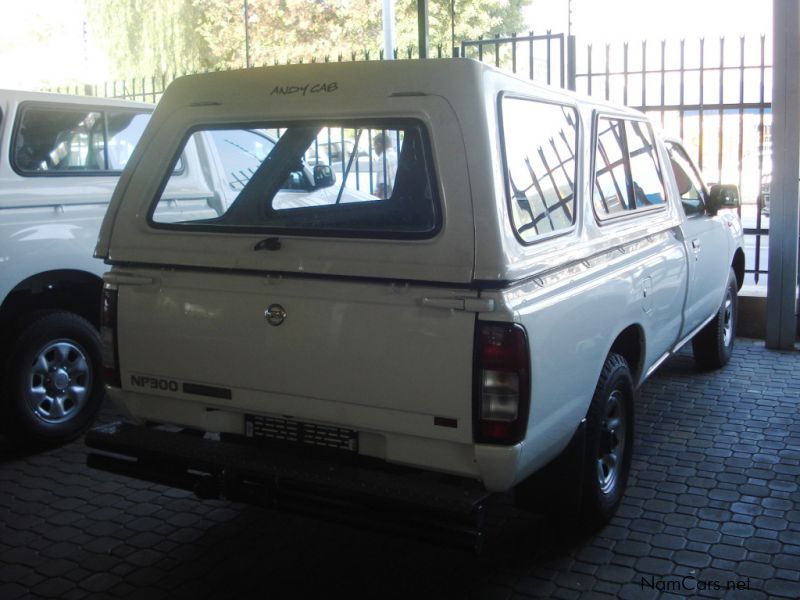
(0, 90, 154, 445)
(87, 59, 745, 537)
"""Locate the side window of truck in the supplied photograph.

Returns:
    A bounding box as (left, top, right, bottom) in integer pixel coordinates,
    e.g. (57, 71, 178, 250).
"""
(500, 97, 578, 242)
(593, 118, 631, 216)
(593, 116, 666, 219)
(625, 120, 666, 208)
(665, 141, 706, 217)
(150, 121, 440, 239)
(12, 105, 151, 175)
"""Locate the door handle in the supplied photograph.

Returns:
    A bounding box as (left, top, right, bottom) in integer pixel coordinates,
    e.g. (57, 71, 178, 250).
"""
(691, 239, 701, 250)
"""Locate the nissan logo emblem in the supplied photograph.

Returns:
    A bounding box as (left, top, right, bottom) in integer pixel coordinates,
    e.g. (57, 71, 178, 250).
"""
(265, 304, 286, 326)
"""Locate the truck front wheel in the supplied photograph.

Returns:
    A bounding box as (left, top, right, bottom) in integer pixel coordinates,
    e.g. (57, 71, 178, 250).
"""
(2, 311, 104, 446)
(692, 268, 737, 370)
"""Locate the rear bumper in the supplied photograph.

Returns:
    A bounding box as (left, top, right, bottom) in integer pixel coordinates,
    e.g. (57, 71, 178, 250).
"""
(86, 421, 490, 523)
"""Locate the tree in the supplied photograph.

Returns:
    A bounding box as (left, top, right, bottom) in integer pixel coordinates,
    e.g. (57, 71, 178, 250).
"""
(86, 0, 216, 76)
(196, 0, 386, 67)
(394, 0, 529, 55)
(86, 0, 532, 78)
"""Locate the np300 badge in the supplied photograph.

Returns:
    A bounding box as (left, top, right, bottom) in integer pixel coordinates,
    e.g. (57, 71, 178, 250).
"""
(130, 375, 179, 392)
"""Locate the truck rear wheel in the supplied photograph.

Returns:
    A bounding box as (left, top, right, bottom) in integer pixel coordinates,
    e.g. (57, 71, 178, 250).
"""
(579, 352, 634, 530)
(2, 311, 104, 446)
(692, 268, 737, 370)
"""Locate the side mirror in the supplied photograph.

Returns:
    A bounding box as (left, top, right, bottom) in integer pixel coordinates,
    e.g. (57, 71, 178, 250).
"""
(313, 164, 336, 189)
(707, 184, 740, 215)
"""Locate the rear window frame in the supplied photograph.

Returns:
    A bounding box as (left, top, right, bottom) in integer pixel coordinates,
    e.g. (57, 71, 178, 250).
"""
(10, 101, 154, 178)
(145, 118, 443, 241)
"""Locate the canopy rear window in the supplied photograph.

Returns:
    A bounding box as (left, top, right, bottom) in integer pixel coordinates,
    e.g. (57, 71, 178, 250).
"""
(149, 120, 441, 240)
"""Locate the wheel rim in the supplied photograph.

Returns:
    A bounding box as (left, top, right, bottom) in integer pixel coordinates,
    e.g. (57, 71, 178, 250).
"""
(26, 340, 92, 424)
(597, 389, 627, 495)
(722, 291, 734, 347)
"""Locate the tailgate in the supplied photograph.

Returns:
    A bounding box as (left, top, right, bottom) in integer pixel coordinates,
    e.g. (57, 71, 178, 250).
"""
(116, 269, 478, 444)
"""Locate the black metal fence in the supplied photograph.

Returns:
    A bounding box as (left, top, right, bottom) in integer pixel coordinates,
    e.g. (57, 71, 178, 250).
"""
(460, 32, 570, 89)
(49, 31, 773, 285)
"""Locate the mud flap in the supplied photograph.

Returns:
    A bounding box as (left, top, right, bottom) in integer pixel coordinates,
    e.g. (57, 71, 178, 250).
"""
(513, 418, 587, 518)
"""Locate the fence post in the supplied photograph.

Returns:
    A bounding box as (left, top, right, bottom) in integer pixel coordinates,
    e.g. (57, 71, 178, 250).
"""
(417, 0, 429, 58)
(766, 0, 800, 347)
(567, 35, 576, 91)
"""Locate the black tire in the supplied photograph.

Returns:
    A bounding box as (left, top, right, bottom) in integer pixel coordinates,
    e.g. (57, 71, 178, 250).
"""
(2, 311, 104, 446)
(691, 268, 737, 370)
(578, 352, 634, 530)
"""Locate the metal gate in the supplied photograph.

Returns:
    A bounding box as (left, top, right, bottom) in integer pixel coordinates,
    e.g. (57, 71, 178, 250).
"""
(459, 31, 572, 89)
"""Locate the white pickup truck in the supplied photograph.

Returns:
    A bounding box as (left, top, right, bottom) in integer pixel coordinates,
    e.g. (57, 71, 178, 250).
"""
(86, 59, 745, 538)
(0, 90, 158, 445)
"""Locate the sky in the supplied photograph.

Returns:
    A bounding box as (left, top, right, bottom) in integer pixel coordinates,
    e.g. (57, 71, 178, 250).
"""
(0, 0, 775, 91)
(528, 0, 772, 43)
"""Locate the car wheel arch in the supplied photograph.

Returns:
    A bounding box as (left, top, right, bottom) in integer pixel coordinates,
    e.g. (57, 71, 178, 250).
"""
(608, 323, 644, 387)
(1, 269, 104, 331)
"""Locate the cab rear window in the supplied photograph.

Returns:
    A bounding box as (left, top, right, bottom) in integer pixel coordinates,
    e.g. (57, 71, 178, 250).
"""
(149, 120, 441, 240)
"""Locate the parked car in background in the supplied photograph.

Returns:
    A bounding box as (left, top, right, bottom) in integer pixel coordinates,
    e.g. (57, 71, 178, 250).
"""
(87, 59, 745, 540)
(0, 90, 155, 445)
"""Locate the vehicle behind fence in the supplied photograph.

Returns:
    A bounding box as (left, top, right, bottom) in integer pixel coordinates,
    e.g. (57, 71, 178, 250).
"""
(49, 31, 774, 285)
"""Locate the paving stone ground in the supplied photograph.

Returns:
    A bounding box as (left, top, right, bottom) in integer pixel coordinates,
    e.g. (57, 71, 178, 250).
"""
(1, 338, 798, 599)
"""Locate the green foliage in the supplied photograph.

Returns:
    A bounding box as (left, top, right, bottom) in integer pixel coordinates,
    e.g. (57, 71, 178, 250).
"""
(86, 0, 532, 77)
(394, 0, 529, 53)
(86, 0, 215, 76)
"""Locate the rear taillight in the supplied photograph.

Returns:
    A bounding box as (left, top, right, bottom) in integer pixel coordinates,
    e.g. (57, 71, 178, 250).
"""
(101, 287, 121, 387)
(474, 322, 530, 445)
